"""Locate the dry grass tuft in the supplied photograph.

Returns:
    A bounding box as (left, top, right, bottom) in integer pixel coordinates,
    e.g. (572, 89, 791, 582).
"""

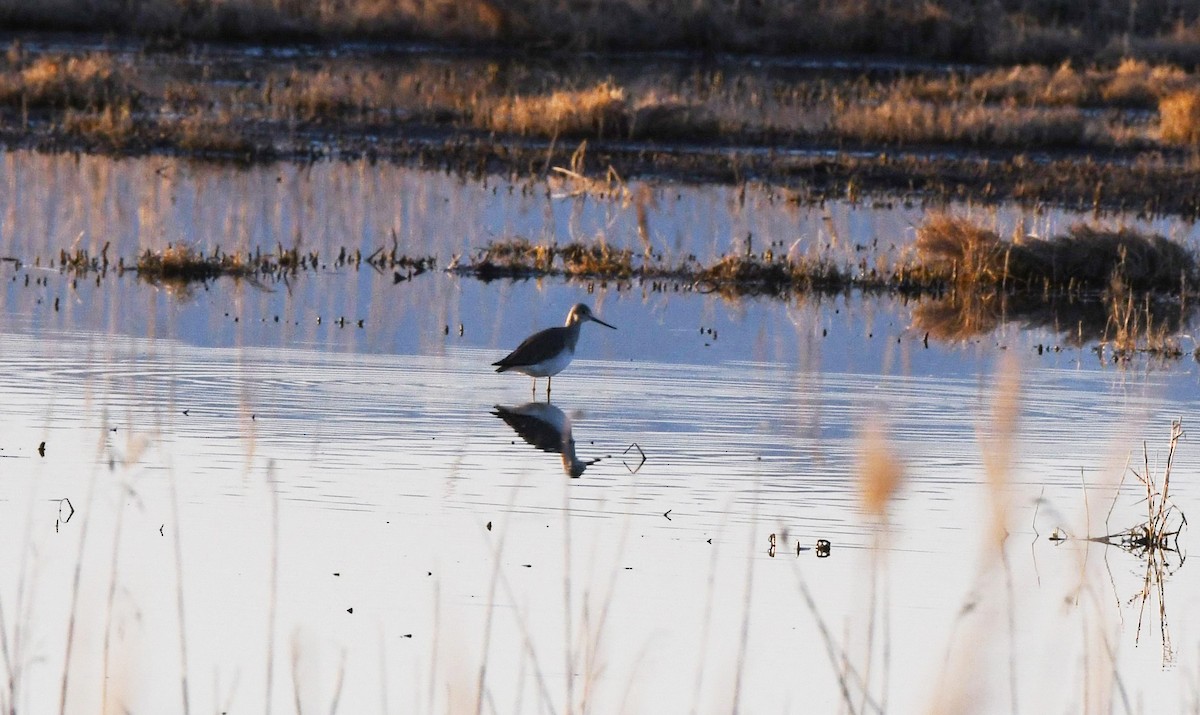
(935, 59, 1196, 110)
(834, 98, 1085, 148)
(914, 215, 1197, 292)
(461, 237, 556, 279)
(968, 62, 1091, 105)
(482, 82, 628, 138)
(267, 69, 395, 122)
(559, 241, 634, 277)
(1100, 58, 1192, 107)
(172, 111, 256, 156)
(1102, 276, 1185, 359)
(694, 253, 796, 293)
(62, 104, 137, 148)
(0, 54, 138, 109)
(136, 244, 252, 281)
(629, 94, 720, 140)
(913, 215, 1009, 286)
(1159, 89, 1200, 145)
(454, 236, 851, 296)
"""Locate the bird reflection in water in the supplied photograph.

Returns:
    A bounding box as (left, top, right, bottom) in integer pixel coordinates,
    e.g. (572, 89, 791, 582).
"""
(491, 402, 599, 477)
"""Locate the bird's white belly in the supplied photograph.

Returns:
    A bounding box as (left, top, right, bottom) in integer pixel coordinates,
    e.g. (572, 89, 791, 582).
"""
(513, 347, 575, 377)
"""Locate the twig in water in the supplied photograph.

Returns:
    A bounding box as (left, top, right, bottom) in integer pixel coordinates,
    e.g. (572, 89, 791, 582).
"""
(621, 443, 646, 473)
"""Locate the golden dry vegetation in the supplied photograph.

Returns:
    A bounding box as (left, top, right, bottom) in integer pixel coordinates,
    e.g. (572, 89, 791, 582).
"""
(0, 53, 138, 109)
(6, 40, 1200, 213)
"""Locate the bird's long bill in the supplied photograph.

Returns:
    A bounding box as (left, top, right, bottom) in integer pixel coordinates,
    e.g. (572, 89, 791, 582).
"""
(589, 315, 617, 329)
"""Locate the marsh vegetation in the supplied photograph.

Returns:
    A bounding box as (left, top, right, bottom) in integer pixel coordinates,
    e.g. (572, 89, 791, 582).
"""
(7, 38, 1200, 214)
(0, 6, 1197, 712)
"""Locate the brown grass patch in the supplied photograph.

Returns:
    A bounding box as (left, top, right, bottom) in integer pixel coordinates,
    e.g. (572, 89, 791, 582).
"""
(629, 94, 721, 140)
(968, 63, 1092, 106)
(172, 111, 256, 156)
(136, 244, 253, 281)
(0, 54, 138, 109)
(481, 82, 628, 138)
(1103, 276, 1185, 359)
(1100, 58, 1192, 107)
(914, 215, 1196, 292)
(559, 242, 634, 277)
(1159, 89, 1200, 145)
(834, 98, 1086, 148)
(919, 59, 1196, 110)
(266, 69, 396, 122)
(61, 104, 137, 148)
(455, 236, 852, 296)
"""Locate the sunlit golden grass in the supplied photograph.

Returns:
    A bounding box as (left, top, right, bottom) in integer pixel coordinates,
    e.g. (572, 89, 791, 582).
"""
(1159, 89, 1200, 145)
(1101, 58, 1193, 107)
(964, 62, 1093, 106)
(62, 104, 137, 149)
(834, 98, 1087, 148)
(559, 241, 634, 278)
(171, 111, 256, 156)
(914, 215, 1197, 292)
(481, 82, 628, 138)
(908, 215, 1196, 356)
(0, 43, 1192, 187)
(0, 54, 139, 109)
(955, 59, 1195, 109)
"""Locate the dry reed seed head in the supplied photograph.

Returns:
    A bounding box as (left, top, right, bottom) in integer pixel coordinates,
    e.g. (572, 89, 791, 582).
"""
(980, 354, 1022, 550)
(857, 419, 904, 517)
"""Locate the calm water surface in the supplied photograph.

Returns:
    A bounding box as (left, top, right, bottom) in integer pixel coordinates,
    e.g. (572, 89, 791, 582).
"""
(0, 152, 1196, 713)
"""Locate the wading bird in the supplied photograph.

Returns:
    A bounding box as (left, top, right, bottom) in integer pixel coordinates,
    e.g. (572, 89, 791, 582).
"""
(493, 303, 616, 399)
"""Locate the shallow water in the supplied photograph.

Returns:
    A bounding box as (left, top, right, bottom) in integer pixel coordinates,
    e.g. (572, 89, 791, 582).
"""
(0, 152, 1197, 713)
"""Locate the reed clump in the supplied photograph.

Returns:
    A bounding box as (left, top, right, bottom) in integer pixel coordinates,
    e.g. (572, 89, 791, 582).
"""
(959, 59, 1195, 109)
(559, 242, 634, 278)
(1159, 89, 1200, 145)
(914, 215, 1198, 292)
(834, 98, 1086, 148)
(266, 69, 396, 122)
(135, 245, 253, 281)
(482, 82, 628, 138)
(965, 62, 1093, 106)
(693, 254, 796, 294)
(171, 112, 256, 157)
(61, 104, 138, 149)
(0, 54, 139, 110)
(461, 237, 557, 279)
(1102, 276, 1186, 360)
(455, 237, 855, 297)
(1100, 58, 1193, 107)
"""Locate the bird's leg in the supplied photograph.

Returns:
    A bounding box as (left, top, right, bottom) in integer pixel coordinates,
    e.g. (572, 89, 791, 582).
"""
(546, 376, 552, 402)
(530, 378, 537, 400)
